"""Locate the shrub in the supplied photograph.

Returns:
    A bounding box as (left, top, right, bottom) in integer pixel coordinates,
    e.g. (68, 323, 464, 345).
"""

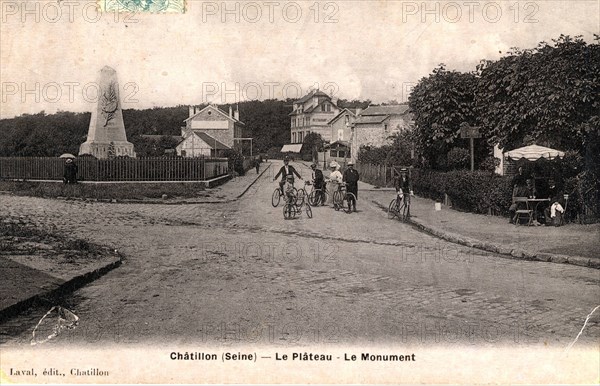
(412, 169, 513, 214)
(447, 147, 470, 170)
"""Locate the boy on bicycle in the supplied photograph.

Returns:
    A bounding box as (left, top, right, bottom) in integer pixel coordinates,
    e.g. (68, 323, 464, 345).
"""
(283, 174, 297, 204)
(273, 156, 302, 195)
(394, 168, 413, 214)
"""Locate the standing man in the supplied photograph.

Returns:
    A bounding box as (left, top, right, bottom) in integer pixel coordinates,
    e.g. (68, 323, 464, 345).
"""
(273, 156, 302, 194)
(254, 155, 261, 174)
(343, 161, 359, 212)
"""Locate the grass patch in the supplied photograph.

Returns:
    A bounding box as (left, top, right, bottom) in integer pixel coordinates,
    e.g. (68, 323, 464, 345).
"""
(0, 220, 109, 259)
(0, 180, 208, 200)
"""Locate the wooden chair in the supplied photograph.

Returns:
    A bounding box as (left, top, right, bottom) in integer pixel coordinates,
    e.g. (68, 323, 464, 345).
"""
(513, 197, 533, 225)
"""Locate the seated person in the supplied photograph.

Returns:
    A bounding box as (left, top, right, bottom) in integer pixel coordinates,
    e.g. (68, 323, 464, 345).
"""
(544, 190, 566, 226)
(509, 178, 536, 224)
(525, 178, 537, 198)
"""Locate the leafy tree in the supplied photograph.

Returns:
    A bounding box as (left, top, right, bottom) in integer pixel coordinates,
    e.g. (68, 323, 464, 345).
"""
(475, 35, 600, 152)
(408, 65, 479, 169)
(358, 128, 418, 166)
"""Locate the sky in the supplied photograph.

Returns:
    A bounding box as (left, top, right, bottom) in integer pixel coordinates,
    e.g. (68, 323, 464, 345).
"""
(0, 0, 598, 118)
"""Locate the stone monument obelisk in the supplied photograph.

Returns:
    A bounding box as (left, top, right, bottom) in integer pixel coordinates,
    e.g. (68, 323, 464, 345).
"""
(79, 66, 136, 158)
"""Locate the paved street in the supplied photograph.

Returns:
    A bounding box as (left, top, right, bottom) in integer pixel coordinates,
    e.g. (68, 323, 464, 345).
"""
(1, 161, 598, 348)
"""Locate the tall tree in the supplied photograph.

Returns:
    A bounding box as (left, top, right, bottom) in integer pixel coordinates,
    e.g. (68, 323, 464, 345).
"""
(475, 35, 600, 152)
(408, 65, 478, 169)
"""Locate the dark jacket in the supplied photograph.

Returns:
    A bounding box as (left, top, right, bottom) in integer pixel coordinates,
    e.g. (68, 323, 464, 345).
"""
(395, 176, 411, 192)
(274, 164, 301, 181)
(312, 169, 324, 188)
(64, 162, 78, 182)
(343, 168, 359, 185)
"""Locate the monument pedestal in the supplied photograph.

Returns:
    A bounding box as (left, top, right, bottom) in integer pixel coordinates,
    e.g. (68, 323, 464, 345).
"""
(79, 66, 136, 158)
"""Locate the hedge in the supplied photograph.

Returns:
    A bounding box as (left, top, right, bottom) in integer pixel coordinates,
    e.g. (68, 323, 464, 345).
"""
(412, 169, 513, 215)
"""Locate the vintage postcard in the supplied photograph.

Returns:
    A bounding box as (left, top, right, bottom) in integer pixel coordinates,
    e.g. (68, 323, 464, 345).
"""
(1, 0, 599, 384)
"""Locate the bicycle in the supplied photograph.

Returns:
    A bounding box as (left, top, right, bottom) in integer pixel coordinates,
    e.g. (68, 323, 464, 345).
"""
(283, 190, 313, 219)
(388, 191, 411, 221)
(333, 182, 357, 213)
(272, 181, 298, 207)
(306, 180, 328, 206)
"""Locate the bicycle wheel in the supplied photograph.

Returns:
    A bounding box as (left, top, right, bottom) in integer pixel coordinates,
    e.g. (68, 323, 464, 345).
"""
(402, 200, 411, 221)
(308, 190, 319, 206)
(297, 189, 306, 206)
(283, 203, 295, 219)
(272, 188, 281, 207)
(388, 199, 398, 219)
(305, 203, 313, 218)
(333, 191, 342, 211)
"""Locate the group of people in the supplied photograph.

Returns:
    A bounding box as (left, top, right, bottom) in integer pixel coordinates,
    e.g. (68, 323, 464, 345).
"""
(273, 157, 415, 214)
(508, 166, 566, 226)
(273, 156, 360, 212)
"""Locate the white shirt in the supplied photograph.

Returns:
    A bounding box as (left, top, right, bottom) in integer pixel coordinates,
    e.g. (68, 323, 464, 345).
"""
(329, 170, 343, 183)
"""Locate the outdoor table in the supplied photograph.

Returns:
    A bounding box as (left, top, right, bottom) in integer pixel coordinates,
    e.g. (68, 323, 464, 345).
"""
(526, 198, 550, 225)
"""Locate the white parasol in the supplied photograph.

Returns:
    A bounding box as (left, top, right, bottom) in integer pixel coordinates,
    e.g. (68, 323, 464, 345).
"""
(504, 144, 565, 161)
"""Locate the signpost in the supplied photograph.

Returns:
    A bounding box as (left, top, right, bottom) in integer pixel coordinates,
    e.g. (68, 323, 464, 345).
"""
(460, 124, 481, 171)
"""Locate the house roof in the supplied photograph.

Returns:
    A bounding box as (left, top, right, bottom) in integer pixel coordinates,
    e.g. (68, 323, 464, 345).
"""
(354, 115, 389, 125)
(290, 97, 339, 116)
(183, 104, 245, 125)
(193, 132, 231, 150)
(294, 89, 330, 104)
(327, 108, 357, 125)
(324, 140, 350, 149)
(360, 105, 410, 116)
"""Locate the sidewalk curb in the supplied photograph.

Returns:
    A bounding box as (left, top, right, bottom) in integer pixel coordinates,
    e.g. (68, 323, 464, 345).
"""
(0, 255, 122, 322)
(236, 163, 272, 199)
(370, 199, 599, 269)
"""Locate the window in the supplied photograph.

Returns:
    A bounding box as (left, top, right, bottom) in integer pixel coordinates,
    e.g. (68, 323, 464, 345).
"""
(330, 150, 337, 157)
(338, 150, 345, 158)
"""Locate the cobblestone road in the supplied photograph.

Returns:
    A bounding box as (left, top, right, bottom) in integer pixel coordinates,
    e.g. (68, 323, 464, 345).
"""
(1, 161, 598, 348)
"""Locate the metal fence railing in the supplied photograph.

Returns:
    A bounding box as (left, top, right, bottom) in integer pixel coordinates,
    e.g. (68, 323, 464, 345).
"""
(0, 157, 230, 182)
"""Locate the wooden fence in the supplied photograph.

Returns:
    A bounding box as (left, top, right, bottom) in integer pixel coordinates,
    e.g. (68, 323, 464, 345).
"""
(356, 163, 401, 187)
(0, 157, 229, 182)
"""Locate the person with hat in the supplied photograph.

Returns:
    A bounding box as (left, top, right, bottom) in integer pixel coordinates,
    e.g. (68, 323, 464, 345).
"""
(394, 168, 413, 215)
(63, 158, 78, 184)
(310, 163, 325, 205)
(273, 156, 302, 195)
(343, 161, 360, 212)
(326, 162, 343, 206)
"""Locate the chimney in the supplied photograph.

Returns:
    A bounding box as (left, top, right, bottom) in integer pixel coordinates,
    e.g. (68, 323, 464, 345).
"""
(189, 105, 194, 117)
(229, 105, 233, 118)
(193, 106, 198, 115)
(234, 106, 239, 121)
(356, 108, 362, 116)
